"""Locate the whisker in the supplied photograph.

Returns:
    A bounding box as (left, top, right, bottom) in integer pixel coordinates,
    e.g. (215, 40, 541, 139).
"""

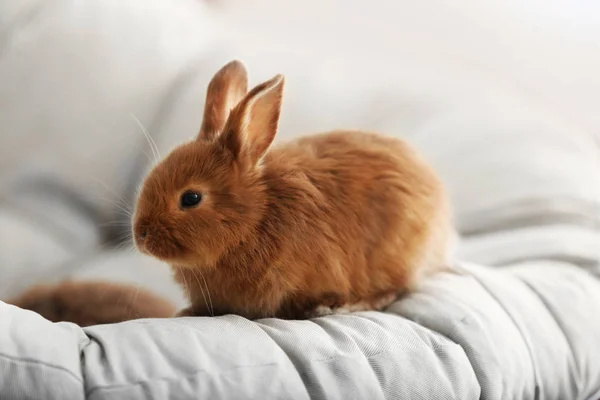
(114, 209, 133, 221)
(130, 113, 160, 164)
(139, 148, 155, 164)
(105, 233, 134, 249)
(78, 192, 133, 218)
(102, 231, 131, 242)
(134, 182, 144, 200)
(114, 284, 127, 310)
(97, 220, 132, 227)
(199, 271, 214, 317)
(115, 235, 134, 246)
(178, 267, 190, 299)
(127, 285, 141, 320)
(89, 177, 132, 213)
(113, 201, 132, 217)
(191, 269, 212, 317)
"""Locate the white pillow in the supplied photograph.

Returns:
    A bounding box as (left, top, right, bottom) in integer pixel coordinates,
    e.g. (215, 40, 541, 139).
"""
(0, 0, 220, 217)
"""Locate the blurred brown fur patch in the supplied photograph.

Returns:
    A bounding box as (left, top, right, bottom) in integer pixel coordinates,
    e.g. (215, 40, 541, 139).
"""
(6, 280, 175, 327)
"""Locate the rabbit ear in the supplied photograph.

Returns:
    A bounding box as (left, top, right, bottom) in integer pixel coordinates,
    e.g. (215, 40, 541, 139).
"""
(198, 60, 248, 141)
(220, 73, 285, 166)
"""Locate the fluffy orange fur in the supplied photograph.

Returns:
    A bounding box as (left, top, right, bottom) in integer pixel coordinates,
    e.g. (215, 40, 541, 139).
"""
(6, 281, 175, 327)
(133, 60, 453, 319)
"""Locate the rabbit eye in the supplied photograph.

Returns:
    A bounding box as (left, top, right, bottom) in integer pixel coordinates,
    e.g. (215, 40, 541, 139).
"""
(180, 191, 202, 209)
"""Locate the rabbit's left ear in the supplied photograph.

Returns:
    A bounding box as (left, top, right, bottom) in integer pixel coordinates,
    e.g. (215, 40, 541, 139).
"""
(220, 74, 285, 166)
(198, 60, 248, 141)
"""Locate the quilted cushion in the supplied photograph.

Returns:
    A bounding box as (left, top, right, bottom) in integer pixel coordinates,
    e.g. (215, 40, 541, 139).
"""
(2, 260, 600, 400)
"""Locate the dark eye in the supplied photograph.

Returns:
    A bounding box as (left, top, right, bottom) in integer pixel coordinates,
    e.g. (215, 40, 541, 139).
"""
(180, 191, 202, 209)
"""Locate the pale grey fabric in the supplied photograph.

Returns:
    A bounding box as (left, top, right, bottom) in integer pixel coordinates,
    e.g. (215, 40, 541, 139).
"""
(2, 260, 600, 400)
(0, 177, 101, 298)
(0, 304, 86, 400)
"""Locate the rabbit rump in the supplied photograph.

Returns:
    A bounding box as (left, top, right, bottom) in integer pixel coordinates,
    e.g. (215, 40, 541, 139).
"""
(133, 60, 454, 320)
(7, 281, 175, 327)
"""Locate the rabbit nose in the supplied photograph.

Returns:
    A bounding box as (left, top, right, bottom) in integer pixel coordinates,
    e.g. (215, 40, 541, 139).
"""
(134, 223, 147, 241)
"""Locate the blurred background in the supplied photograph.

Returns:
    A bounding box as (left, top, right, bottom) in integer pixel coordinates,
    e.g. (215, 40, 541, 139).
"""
(1, 0, 599, 307)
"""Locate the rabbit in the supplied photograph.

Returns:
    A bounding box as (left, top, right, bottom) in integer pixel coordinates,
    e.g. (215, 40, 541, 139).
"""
(6, 280, 175, 327)
(132, 60, 454, 320)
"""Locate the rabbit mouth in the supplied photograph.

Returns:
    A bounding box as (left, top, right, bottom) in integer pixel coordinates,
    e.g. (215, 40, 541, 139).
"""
(141, 239, 188, 262)
(134, 225, 188, 262)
